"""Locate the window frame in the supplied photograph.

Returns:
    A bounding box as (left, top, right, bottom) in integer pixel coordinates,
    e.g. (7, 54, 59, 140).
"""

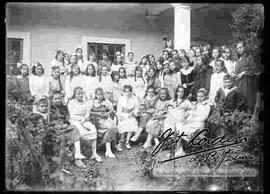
(6, 31, 31, 66)
(81, 36, 131, 63)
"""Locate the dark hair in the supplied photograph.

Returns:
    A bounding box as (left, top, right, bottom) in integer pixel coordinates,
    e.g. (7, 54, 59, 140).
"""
(214, 59, 227, 72)
(111, 71, 120, 83)
(70, 64, 81, 81)
(20, 64, 29, 76)
(102, 50, 109, 57)
(118, 67, 127, 79)
(197, 55, 208, 65)
(85, 63, 96, 76)
(144, 86, 156, 98)
(182, 56, 190, 64)
(127, 51, 134, 56)
(139, 55, 148, 66)
(75, 48, 83, 62)
(162, 49, 170, 57)
(37, 98, 48, 106)
(32, 63, 44, 75)
(55, 50, 64, 62)
(236, 40, 246, 58)
(165, 39, 174, 49)
(98, 65, 109, 82)
(174, 85, 187, 102)
(123, 85, 133, 92)
(195, 47, 202, 56)
(146, 66, 157, 80)
(51, 66, 60, 75)
(158, 87, 171, 101)
(51, 91, 63, 100)
(114, 54, 123, 65)
(134, 66, 145, 84)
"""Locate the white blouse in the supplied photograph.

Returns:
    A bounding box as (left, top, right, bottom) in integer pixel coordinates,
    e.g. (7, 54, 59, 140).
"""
(117, 95, 139, 117)
(209, 72, 227, 102)
(29, 75, 50, 99)
(84, 76, 98, 101)
(224, 59, 236, 75)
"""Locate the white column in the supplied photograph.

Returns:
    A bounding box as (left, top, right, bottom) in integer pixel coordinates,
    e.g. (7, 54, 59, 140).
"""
(172, 4, 191, 51)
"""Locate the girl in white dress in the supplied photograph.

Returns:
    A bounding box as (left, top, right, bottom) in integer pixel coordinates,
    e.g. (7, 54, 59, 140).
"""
(75, 48, 87, 74)
(175, 88, 211, 156)
(97, 65, 113, 102)
(116, 85, 139, 151)
(29, 63, 50, 102)
(164, 85, 192, 133)
(124, 51, 137, 77)
(221, 47, 236, 76)
(132, 66, 146, 101)
(67, 87, 102, 162)
(209, 59, 227, 103)
(64, 64, 85, 104)
(84, 63, 98, 101)
(111, 71, 122, 105)
(118, 67, 129, 89)
(139, 55, 150, 78)
(111, 54, 124, 72)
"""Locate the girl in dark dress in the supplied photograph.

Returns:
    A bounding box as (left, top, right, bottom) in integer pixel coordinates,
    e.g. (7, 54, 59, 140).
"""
(179, 57, 197, 100)
(192, 55, 213, 100)
(235, 41, 260, 112)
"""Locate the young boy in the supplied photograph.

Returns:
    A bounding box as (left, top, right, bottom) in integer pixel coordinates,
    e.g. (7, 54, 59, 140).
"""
(214, 74, 246, 113)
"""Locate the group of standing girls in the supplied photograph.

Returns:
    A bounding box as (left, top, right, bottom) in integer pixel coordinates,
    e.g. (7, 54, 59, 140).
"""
(10, 39, 260, 167)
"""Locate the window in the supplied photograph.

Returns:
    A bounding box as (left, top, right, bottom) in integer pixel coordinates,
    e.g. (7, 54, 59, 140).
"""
(6, 38, 23, 75)
(87, 43, 125, 62)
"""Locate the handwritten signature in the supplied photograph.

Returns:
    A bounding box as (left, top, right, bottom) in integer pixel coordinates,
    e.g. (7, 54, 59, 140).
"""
(151, 128, 251, 167)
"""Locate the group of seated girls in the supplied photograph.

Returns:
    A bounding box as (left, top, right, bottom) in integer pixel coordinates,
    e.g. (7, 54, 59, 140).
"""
(10, 40, 249, 168)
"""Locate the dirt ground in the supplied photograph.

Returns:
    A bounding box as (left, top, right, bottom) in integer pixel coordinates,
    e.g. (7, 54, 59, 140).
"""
(95, 143, 195, 191)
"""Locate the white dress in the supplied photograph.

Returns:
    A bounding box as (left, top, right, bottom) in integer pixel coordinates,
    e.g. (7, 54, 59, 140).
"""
(117, 95, 139, 133)
(209, 72, 227, 102)
(132, 77, 146, 101)
(175, 100, 211, 140)
(164, 99, 193, 132)
(224, 59, 236, 75)
(111, 63, 123, 72)
(68, 99, 97, 140)
(77, 59, 87, 73)
(84, 76, 98, 101)
(64, 74, 85, 103)
(29, 75, 50, 100)
(124, 61, 137, 76)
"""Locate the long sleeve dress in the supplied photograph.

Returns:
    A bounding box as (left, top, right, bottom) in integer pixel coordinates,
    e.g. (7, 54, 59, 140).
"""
(164, 99, 193, 133)
(132, 77, 146, 101)
(175, 100, 211, 140)
(13, 75, 32, 101)
(180, 67, 197, 96)
(117, 95, 139, 133)
(146, 99, 170, 137)
(67, 99, 97, 140)
(192, 64, 213, 96)
(235, 54, 259, 112)
(29, 75, 50, 101)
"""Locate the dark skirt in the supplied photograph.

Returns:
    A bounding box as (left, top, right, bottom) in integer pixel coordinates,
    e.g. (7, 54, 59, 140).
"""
(237, 76, 258, 112)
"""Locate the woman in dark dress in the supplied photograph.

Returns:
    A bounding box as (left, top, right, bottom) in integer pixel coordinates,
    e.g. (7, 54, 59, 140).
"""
(235, 41, 260, 112)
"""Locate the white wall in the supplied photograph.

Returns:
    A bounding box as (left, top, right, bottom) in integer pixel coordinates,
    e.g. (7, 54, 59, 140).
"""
(7, 4, 166, 75)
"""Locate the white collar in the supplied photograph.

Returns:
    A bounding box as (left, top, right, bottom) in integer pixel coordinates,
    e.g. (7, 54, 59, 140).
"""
(180, 67, 194, 75)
